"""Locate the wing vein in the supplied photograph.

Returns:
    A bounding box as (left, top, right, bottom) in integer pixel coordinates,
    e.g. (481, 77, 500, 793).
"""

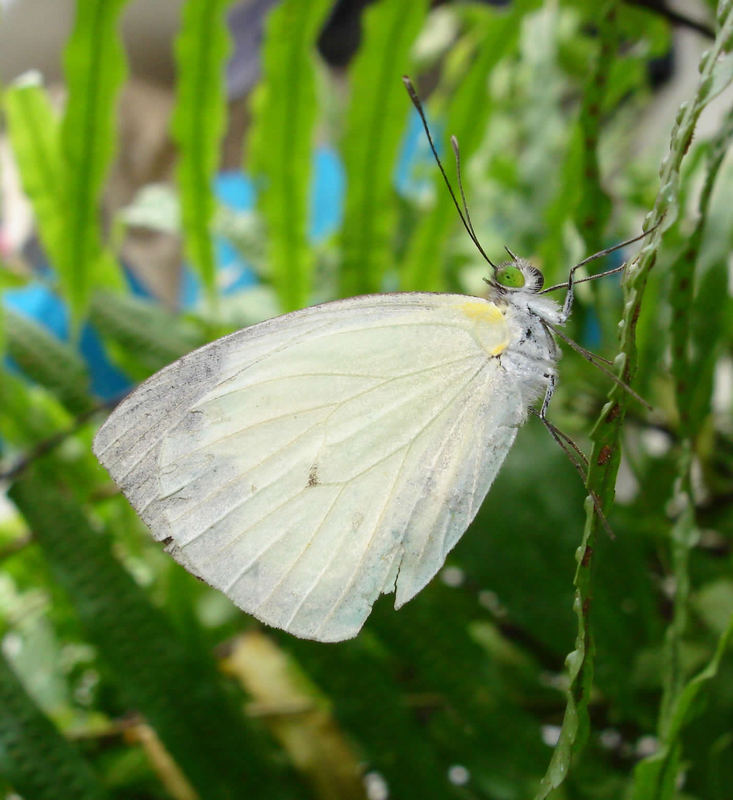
(165, 354, 481, 527)
(249, 482, 351, 613)
(313, 359, 492, 636)
(224, 483, 347, 598)
(285, 447, 412, 631)
(396, 367, 495, 573)
(193, 352, 479, 409)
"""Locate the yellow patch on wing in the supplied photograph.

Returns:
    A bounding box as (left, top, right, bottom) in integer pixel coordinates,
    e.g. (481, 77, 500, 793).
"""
(458, 300, 505, 323)
(456, 300, 509, 356)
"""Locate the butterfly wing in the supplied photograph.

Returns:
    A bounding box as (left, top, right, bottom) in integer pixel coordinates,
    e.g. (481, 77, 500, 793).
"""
(94, 293, 525, 641)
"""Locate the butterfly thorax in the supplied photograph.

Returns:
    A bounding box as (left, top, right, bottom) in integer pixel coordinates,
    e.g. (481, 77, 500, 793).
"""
(490, 276, 562, 408)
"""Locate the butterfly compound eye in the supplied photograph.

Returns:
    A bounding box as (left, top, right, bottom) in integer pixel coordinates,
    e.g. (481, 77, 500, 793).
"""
(496, 265, 525, 289)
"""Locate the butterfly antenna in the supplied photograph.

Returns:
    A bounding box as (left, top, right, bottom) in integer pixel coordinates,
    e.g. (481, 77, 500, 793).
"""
(544, 321, 653, 411)
(530, 409, 616, 539)
(541, 223, 661, 294)
(544, 262, 626, 293)
(450, 135, 496, 265)
(403, 75, 497, 269)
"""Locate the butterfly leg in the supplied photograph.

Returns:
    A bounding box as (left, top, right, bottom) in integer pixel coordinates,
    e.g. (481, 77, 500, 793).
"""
(555, 225, 660, 321)
(532, 396, 615, 537)
(559, 266, 580, 323)
(539, 373, 556, 420)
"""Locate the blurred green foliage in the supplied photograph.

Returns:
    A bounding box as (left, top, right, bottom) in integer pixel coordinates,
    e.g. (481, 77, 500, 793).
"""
(1, 1, 733, 799)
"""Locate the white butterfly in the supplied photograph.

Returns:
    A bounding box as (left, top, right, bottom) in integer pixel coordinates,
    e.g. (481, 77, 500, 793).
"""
(93, 79, 648, 642)
(93, 263, 573, 641)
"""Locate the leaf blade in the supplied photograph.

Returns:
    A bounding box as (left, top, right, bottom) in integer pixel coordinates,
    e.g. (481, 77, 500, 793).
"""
(338, 0, 430, 296)
(247, 0, 331, 311)
(171, 0, 236, 310)
(58, 0, 129, 325)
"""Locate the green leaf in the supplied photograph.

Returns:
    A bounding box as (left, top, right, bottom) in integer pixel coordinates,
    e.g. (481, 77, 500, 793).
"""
(688, 260, 729, 426)
(9, 468, 304, 800)
(627, 48, 733, 800)
(338, 0, 430, 296)
(59, 0, 128, 325)
(401, 0, 540, 291)
(284, 633, 453, 800)
(247, 0, 331, 311)
(4, 76, 67, 281)
(669, 108, 733, 436)
(88, 290, 204, 380)
(0, 263, 29, 291)
(631, 614, 733, 799)
(5, 308, 93, 415)
(0, 372, 70, 450)
(533, 515, 596, 800)
(539, 1, 624, 301)
(0, 650, 108, 800)
(560, 3, 733, 798)
(171, 0, 235, 311)
(548, 2, 616, 259)
(534, 5, 635, 796)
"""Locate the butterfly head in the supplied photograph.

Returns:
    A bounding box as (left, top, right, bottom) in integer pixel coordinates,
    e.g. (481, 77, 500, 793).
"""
(492, 257, 545, 295)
